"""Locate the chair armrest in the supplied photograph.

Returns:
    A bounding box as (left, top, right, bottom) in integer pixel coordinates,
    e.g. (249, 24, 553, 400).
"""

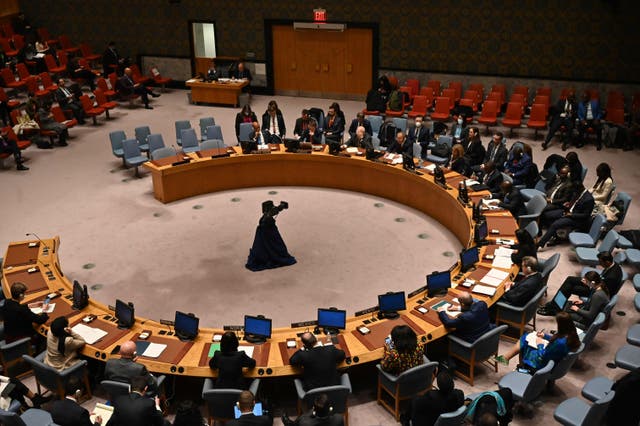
(376, 364, 400, 383)
(202, 378, 215, 396)
(294, 378, 306, 400)
(59, 360, 88, 378)
(35, 351, 46, 362)
(0, 336, 31, 350)
(155, 374, 166, 388)
(496, 301, 526, 313)
(248, 379, 260, 396)
(340, 373, 352, 393)
(447, 334, 474, 349)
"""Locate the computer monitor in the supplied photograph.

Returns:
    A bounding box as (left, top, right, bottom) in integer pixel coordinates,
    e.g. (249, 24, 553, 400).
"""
(244, 315, 272, 344)
(240, 140, 258, 154)
(475, 220, 488, 244)
(460, 246, 480, 273)
(284, 138, 300, 152)
(115, 299, 134, 329)
(317, 308, 346, 333)
(426, 270, 451, 298)
(174, 311, 199, 341)
(378, 291, 406, 319)
(72, 280, 88, 310)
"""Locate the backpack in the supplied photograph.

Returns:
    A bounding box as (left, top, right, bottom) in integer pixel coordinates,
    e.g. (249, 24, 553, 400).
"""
(431, 138, 452, 158)
(379, 122, 397, 147)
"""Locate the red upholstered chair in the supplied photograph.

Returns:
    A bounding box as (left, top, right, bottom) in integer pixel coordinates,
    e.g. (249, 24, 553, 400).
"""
(431, 97, 451, 122)
(79, 94, 105, 125)
(1, 23, 14, 39)
(560, 88, 572, 100)
(37, 28, 59, 46)
(51, 105, 78, 129)
(130, 64, 152, 85)
(405, 79, 419, 100)
(1, 67, 26, 91)
(108, 73, 118, 92)
(527, 103, 548, 139)
(150, 67, 171, 92)
(509, 93, 526, 116)
(469, 83, 484, 104)
(57, 50, 69, 69)
(93, 88, 117, 119)
(38, 72, 58, 93)
(606, 108, 625, 126)
(606, 92, 624, 111)
(418, 86, 434, 109)
(458, 99, 476, 123)
(462, 90, 478, 112)
(407, 95, 428, 119)
(502, 102, 523, 137)
(513, 86, 529, 103)
(441, 89, 456, 111)
(0, 38, 18, 58)
(399, 86, 412, 107)
(97, 77, 116, 99)
(536, 87, 552, 99)
(478, 100, 498, 134)
(2, 126, 31, 151)
(532, 95, 550, 115)
(45, 54, 66, 76)
(426, 80, 440, 98)
(587, 88, 599, 100)
(58, 35, 80, 56)
(80, 43, 101, 63)
(0, 87, 20, 109)
(15, 63, 34, 81)
(448, 81, 462, 103)
(486, 91, 503, 109)
(24, 76, 50, 101)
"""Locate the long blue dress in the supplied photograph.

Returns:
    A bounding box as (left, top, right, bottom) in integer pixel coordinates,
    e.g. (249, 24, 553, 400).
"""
(519, 333, 570, 371)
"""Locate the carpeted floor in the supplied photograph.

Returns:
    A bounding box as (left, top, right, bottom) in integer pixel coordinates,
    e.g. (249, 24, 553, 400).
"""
(2, 88, 639, 425)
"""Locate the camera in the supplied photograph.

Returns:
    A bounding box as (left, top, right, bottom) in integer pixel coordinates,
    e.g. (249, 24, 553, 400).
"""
(261, 200, 289, 218)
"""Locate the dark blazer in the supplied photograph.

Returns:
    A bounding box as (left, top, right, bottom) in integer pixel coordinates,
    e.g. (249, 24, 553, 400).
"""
(209, 350, 256, 389)
(347, 118, 372, 138)
(106, 392, 165, 426)
(50, 398, 99, 426)
(438, 301, 494, 343)
(407, 126, 429, 144)
(232, 68, 252, 81)
(0, 299, 48, 342)
(501, 272, 543, 306)
(290, 345, 345, 390)
(551, 98, 577, 120)
(298, 412, 344, 426)
(483, 141, 508, 170)
(546, 177, 574, 205)
(104, 358, 157, 393)
(261, 112, 286, 136)
(567, 191, 595, 226)
(116, 75, 135, 96)
(602, 263, 623, 296)
(410, 388, 465, 426)
(323, 115, 345, 138)
(54, 86, 76, 107)
(386, 140, 413, 157)
(298, 129, 322, 145)
(226, 413, 272, 426)
(102, 47, 120, 76)
(346, 133, 373, 150)
(206, 68, 219, 81)
(294, 117, 311, 136)
(483, 169, 504, 195)
(235, 112, 258, 139)
(499, 187, 526, 218)
(464, 138, 486, 167)
(506, 153, 532, 185)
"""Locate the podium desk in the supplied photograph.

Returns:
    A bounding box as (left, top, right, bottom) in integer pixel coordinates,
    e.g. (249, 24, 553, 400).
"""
(185, 79, 249, 106)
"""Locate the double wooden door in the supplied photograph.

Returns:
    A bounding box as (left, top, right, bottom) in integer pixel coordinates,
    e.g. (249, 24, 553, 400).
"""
(272, 25, 373, 98)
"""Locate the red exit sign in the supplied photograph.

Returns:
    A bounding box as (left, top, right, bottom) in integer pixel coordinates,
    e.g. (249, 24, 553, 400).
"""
(313, 8, 327, 22)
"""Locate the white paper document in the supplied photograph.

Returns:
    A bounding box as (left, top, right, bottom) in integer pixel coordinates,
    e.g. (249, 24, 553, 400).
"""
(492, 256, 513, 269)
(494, 247, 514, 257)
(142, 343, 167, 358)
(472, 285, 497, 297)
(346, 147, 359, 153)
(71, 323, 108, 345)
(28, 303, 55, 314)
(525, 332, 548, 349)
(480, 275, 503, 287)
(238, 345, 255, 358)
(486, 269, 510, 280)
(90, 403, 114, 424)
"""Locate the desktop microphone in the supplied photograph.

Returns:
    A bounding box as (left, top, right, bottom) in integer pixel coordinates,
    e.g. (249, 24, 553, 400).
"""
(171, 144, 179, 159)
(26, 232, 50, 251)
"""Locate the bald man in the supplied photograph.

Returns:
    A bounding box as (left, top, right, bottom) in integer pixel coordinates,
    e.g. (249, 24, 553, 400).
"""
(345, 125, 373, 150)
(290, 332, 345, 391)
(437, 292, 494, 343)
(227, 390, 272, 425)
(116, 67, 159, 109)
(104, 340, 158, 395)
(250, 121, 267, 146)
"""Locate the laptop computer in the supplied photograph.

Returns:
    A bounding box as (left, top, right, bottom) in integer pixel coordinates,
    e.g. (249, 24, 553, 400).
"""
(552, 291, 569, 312)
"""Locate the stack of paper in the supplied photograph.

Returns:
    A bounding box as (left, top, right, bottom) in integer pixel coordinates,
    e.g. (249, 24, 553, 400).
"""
(28, 303, 56, 314)
(346, 147, 359, 153)
(238, 345, 255, 358)
(480, 268, 510, 287)
(464, 179, 480, 187)
(142, 343, 167, 358)
(423, 164, 436, 172)
(492, 247, 515, 269)
(472, 285, 497, 297)
(71, 324, 108, 345)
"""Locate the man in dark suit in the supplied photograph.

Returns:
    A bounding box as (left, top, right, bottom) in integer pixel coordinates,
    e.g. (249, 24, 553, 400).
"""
(437, 292, 494, 343)
(0, 130, 29, 171)
(227, 391, 272, 426)
(474, 131, 508, 178)
(478, 160, 503, 196)
(407, 115, 430, 160)
(262, 104, 286, 144)
(298, 119, 322, 145)
(501, 257, 543, 306)
(542, 92, 577, 150)
(282, 393, 344, 426)
(50, 378, 101, 426)
(347, 112, 372, 139)
(323, 106, 344, 144)
(104, 340, 159, 395)
(232, 62, 252, 81)
(497, 181, 525, 218)
(1, 282, 48, 343)
(290, 332, 345, 391)
(410, 370, 464, 426)
(577, 91, 603, 149)
(106, 376, 168, 426)
(386, 131, 413, 157)
(538, 183, 595, 248)
(250, 121, 268, 146)
(55, 78, 86, 124)
(116, 67, 159, 110)
(206, 59, 219, 81)
(102, 41, 125, 77)
(345, 126, 373, 151)
(293, 109, 311, 137)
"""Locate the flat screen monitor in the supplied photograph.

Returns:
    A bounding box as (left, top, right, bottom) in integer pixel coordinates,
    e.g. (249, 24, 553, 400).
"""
(426, 270, 451, 297)
(72, 280, 88, 310)
(475, 220, 488, 243)
(552, 291, 568, 311)
(174, 311, 199, 341)
(460, 246, 480, 273)
(317, 308, 346, 332)
(240, 140, 258, 154)
(115, 299, 134, 329)
(378, 291, 406, 319)
(244, 315, 272, 344)
(284, 138, 300, 152)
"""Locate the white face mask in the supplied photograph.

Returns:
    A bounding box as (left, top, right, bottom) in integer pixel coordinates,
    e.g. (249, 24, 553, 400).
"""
(415, 121, 422, 127)
(458, 118, 463, 125)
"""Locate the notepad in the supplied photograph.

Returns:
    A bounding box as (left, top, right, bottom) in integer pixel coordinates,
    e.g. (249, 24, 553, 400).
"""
(141, 342, 167, 358)
(71, 323, 108, 345)
(346, 147, 359, 153)
(238, 345, 255, 358)
(492, 256, 513, 269)
(486, 269, 510, 280)
(472, 285, 497, 297)
(90, 403, 114, 424)
(525, 332, 548, 349)
(28, 302, 55, 314)
(480, 275, 503, 287)
(208, 343, 221, 358)
(431, 301, 451, 311)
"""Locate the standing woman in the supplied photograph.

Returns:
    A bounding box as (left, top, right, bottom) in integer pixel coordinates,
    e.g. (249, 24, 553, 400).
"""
(45, 316, 86, 371)
(589, 162, 614, 215)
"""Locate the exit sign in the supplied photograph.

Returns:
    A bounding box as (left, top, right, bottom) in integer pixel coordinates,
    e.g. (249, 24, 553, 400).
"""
(313, 8, 327, 22)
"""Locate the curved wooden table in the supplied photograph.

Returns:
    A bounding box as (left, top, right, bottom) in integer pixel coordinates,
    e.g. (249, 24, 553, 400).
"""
(3, 147, 519, 378)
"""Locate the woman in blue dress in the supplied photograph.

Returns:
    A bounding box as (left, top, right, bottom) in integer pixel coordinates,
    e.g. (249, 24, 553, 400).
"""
(495, 312, 580, 372)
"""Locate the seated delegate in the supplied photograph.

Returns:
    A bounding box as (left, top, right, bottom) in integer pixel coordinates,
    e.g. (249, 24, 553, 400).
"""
(209, 331, 256, 389)
(45, 316, 86, 371)
(410, 370, 464, 426)
(380, 325, 424, 376)
(500, 256, 543, 307)
(437, 292, 494, 343)
(289, 332, 345, 391)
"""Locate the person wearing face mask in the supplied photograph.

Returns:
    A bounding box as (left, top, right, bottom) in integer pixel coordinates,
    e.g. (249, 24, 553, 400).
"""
(450, 115, 469, 148)
(437, 292, 495, 343)
(407, 115, 430, 161)
(1, 282, 49, 344)
(235, 105, 258, 142)
(347, 112, 372, 139)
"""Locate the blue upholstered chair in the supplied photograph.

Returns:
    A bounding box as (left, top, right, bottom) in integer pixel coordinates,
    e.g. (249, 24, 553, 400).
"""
(496, 285, 547, 342)
(199, 117, 215, 140)
(147, 134, 165, 157)
(295, 373, 352, 424)
(205, 125, 224, 142)
(22, 352, 91, 399)
(498, 359, 555, 405)
(238, 122, 253, 143)
(0, 408, 57, 426)
(134, 125, 151, 157)
(122, 139, 148, 177)
(109, 130, 126, 166)
(574, 230, 618, 266)
(447, 324, 508, 385)
(433, 404, 467, 426)
(201, 378, 260, 425)
(553, 389, 614, 426)
(569, 214, 605, 248)
(175, 120, 191, 146)
(180, 128, 201, 153)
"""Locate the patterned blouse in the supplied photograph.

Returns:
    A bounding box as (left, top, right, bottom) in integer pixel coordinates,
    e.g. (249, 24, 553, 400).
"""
(381, 341, 425, 375)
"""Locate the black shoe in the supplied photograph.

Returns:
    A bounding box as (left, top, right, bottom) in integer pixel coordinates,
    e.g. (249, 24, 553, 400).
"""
(537, 306, 558, 317)
(58, 141, 68, 146)
(17, 163, 29, 171)
(150, 92, 160, 98)
(144, 105, 154, 110)
(561, 143, 568, 151)
(547, 236, 559, 247)
(31, 393, 51, 408)
(541, 142, 548, 150)
(597, 144, 602, 151)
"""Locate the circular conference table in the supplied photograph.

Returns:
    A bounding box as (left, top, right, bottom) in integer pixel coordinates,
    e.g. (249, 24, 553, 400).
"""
(2, 145, 519, 379)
